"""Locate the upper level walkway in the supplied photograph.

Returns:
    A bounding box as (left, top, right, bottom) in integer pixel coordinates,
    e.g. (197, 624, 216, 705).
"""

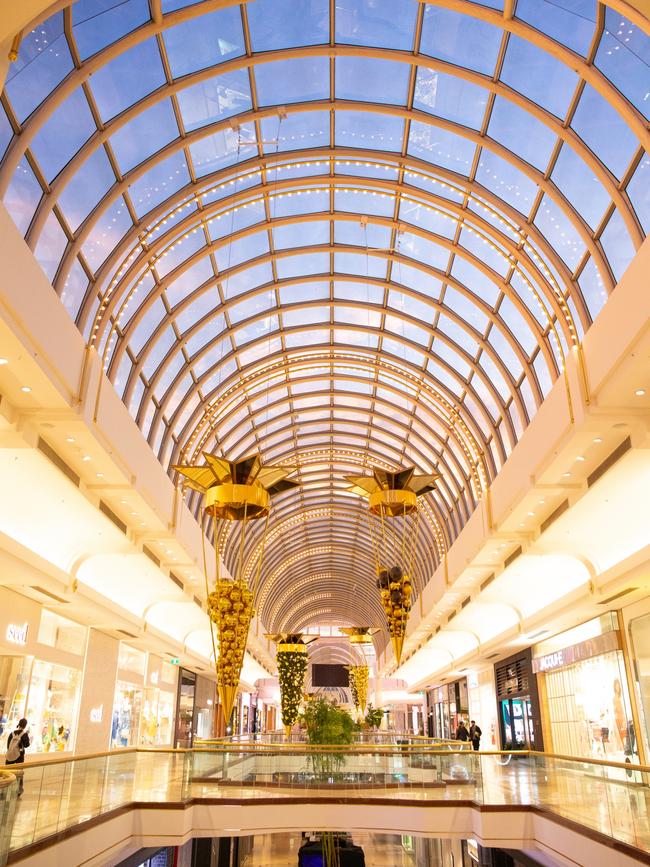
(1, 741, 649, 866)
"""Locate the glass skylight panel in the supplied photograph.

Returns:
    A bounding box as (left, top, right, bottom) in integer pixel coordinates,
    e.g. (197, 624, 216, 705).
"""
(500, 36, 579, 119)
(487, 98, 557, 172)
(215, 231, 269, 271)
(407, 121, 476, 175)
(255, 57, 329, 105)
(335, 161, 400, 181)
(431, 339, 471, 380)
(60, 258, 89, 321)
(626, 153, 650, 233)
(271, 188, 329, 218)
(334, 188, 394, 218)
(209, 199, 265, 240)
(399, 231, 449, 271)
(34, 213, 68, 283)
(188, 125, 257, 177)
(333, 281, 384, 304)
(333, 328, 377, 349)
(599, 210, 636, 284)
(164, 372, 193, 416)
(72, 0, 150, 60)
(398, 199, 456, 239)
(283, 306, 330, 328)
(335, 0, 416, 50)
(334, 220, 391, 249)
(335, 111, 404, 152)
(128, 297, 167, 354)
(174, 292, 217, 335)
(274, 221, 330, 250)
(487, 325, 522, 380)
(533, 194, 585, 271)
(110, 99, 180, 173)
(577, 256, 607, 320)
(233, 314, 280, 346)
(162, 8, 245, 77)
(184, 316, 227, 356)
(437, 314, 479, 357)
(384, 313, 430, 348)
(334, 252, 387, 279)
(222, 261, 274, 296)
(2, 157, 42, 235)
(128, 151, 190, 218)
(442, 286, 488, 333)
(58, 147, 116, 233)
(261, 111, 330, 152)
(156, 232, 205, 279)
(176, 71, 252, 132)
(388, 290, 436, 326)
(4, 14, 73, 123)
(394, 262, 442, 298)
(251, 1, 327, 48)
(477, 351, 511, 402)
(413, 68, 489, 131)
(335, 57, 410, 106)
(451, 257, 500, 306)
(165, 257, 214, 306)
(596, 11, 650, 119)
(0, 104, 12, 160)
(459, 227, 510, 278)
(89, 38, 166, 122)
(334, 306, 382, 329)
(279, 281, 330, 304)
(286, 328, 331, 348)
(515, 0, 595, 57)
(276, 251, 330, 279)
(420, 6, 502, 76)
(550, 143, 610, 231)
(571, 84, 639, 180)
(81, 195, 133, 272)
(498, 296, 538, 355)
(30, 88, 97, 182)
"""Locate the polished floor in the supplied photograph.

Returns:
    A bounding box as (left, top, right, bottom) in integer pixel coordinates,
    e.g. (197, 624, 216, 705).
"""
(6, 751, 650, 856)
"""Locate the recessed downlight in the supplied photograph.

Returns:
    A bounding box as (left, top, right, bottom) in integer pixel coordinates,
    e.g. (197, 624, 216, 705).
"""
(635, 388, 646, 397)
(576, 455, 585, 461)
(21, 386, 31, 393)
(0, 358, 8, 366)
(593, 437, 603, 443)
(82, 455, 91, 462)
(66, 436, 75, 443)
(96, 472, 104, 478)
(562, 472, 571, 477)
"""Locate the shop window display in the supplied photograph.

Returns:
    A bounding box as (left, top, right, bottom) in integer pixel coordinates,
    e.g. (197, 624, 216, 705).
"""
(140, 688, 174, 746)
(26, 660, 81, 753)
(628, 612, 650, 759)
(111, 682, 143, 748)
(0, 656, 32, 750)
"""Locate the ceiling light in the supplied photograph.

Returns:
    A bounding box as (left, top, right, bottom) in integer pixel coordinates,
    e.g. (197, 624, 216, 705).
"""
(635, 388, 646, 397)
(21, 386, 31, 393)
(593, 437, 603, 443)
(576, 456, 585, 462)
(66, 436, 75, 443)
(527, 511, 534, 517)
(0, 358, 7, 365)
(82, 455, 91, 462)
(562, 472, 571, 477)
(519, 522, 525, 527)
(96, 472, 104, 478)
(538, 499, 545, 505)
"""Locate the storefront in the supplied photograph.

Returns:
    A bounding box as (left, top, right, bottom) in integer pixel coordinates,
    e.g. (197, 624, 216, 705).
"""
(494, 649, 543, 750)
(111, 643, 146, 749)
(533, 613, 638, 762)
(625, 602, 650, 763)
(427, 678, 469, 740)
(0, 591, 86, 756)
(174, 668, 217, 746)
(140, 656, 177, 747)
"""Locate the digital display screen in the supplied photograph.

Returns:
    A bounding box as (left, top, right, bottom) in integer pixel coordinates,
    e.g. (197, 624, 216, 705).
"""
(311, 664, 349, 687)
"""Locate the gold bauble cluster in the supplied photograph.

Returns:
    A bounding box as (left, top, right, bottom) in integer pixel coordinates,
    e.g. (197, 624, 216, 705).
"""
(377, 565, 412, 642)
(208, 579, 254, 687)
(277, 644, 308, 728)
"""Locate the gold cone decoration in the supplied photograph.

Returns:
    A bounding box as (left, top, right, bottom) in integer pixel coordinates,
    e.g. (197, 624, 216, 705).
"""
(346, 464, 438, 666)
(340, 627, 381, 646)
(347, 664, 369, 714)
(174, 452, 300, 725)
(267, 633, 318, 734)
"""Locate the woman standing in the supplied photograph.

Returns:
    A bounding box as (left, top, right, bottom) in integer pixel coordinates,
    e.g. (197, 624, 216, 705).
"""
(5, 718, 30, 797)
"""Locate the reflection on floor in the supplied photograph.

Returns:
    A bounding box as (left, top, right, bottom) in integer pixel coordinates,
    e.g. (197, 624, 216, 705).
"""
(244, 832, 420, 867)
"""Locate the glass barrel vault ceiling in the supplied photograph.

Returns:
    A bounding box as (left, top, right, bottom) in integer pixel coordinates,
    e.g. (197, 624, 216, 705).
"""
(1, 0, 649, 640)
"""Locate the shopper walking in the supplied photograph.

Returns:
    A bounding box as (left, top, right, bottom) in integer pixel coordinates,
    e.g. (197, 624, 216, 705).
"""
(5, 718, 30, 797)
(469, 720, 482, 751)
(455, 720, 469, 742)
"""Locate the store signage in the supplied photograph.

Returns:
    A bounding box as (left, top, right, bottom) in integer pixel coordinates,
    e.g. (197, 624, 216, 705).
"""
(90, 705, 103, 723)
(6, 622, 28, 646)
(532, 630, 620, 674)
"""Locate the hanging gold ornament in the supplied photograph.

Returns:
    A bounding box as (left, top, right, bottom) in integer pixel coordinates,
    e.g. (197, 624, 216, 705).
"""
(340, 627, 381, 646)
(174, 453, 299, 725)
(267, 633, 318, 735)
(347, 664, 369, 715)
(346, 466, 438, 665)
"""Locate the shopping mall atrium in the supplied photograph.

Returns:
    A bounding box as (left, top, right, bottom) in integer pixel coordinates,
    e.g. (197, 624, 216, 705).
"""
(0, 0, 648, 864)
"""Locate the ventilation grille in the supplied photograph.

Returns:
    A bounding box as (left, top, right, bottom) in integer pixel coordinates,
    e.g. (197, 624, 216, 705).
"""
(117, 629, 138, 638)
(99, 500, 127, 534)
(461, 596, 471, 609)
(495, 657, 529, 696)
(485, 652, 501, 660)
(504, 546, 522, 568)
(541, 500, 569, 533)
(598, 587, 637, 605)
(143, 546, 160, 567)
(588, 437, 631, 488)
(480, 573, 495, 592)
(169, 571, 184, 590)
(37, 438, 80, 487)
(31, 585, 68, 604)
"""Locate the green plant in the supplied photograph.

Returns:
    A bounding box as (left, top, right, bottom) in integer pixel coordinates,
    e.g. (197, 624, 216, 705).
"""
(364, 703, 384, 730)
(301, 697, 355, 775)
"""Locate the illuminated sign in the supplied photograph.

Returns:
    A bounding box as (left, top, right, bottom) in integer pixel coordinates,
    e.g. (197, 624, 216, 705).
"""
(536, 650, 564, 672)
(6, 623, 28, 646)
(169, 657, 180, 665)
(90, 705, 103, 723)
(532, 630, 621, 674)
